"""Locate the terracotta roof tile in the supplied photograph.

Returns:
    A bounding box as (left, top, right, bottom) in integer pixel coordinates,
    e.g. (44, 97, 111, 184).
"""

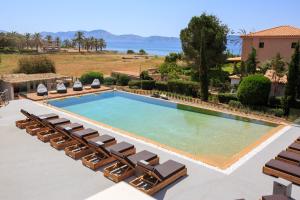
(241, 26, 300, 37)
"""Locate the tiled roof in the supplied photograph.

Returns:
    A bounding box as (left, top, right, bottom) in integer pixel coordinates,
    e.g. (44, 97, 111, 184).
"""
(241, 26, 300, 37)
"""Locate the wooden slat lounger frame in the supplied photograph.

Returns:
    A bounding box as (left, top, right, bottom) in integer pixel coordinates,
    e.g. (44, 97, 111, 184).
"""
(263, 159, 300, 185)
(16, 110, 58, 129)
(103, 150, 159, 183)
(130, 161, 187, 195)
(26, 118, 70, 136)
(275, 151, 300, 166)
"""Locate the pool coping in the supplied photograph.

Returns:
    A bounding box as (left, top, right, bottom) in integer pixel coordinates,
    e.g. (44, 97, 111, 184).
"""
(37, 90, 292, 174)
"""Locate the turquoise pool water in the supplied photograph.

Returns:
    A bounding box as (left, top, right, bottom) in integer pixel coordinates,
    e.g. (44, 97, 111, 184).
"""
(49, 91, 276, 167)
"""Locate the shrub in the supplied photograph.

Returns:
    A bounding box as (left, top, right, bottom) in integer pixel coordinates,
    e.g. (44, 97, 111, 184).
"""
(218, 93, 238, 103)
(116, 74, 130, 86)
(103, 77, 116, 85)
(228, 100, 243, 109)
(269, 108, 284, 117)
(139, 49, 147, 55)
(128, 80, 141, 89)
(155, 81, 168, 91)
(127, 50, 135, 54)
(237, 74, 271, 106)
(80, 71, 104, 84)
(268, 96, 282, 108)
(140, 70, 152, 80)
(167, 80, 199, 97)
(141, 80, 155, 90)
(16, 56, 56, 74)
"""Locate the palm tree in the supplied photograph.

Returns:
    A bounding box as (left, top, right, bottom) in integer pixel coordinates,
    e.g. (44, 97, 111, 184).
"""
(46, 35, 52, 46)
(98, 38, 106, 51)
(25, 33, 31, 49)
(55, 37, 61, 48)
(33, 32, 42, 51)
(74, 31, 84, 52)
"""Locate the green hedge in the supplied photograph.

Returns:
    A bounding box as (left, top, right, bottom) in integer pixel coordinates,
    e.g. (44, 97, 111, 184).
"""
(128, 80, 155, 90)
(155, 81, 168, 91)
(218, 93, 238, 103)
(103, 77, 116, 85)
(80, 71, 104, 84)
(116, 74, 130, 86)
(128, 80, 141, 89)
(167, 80, 199, 97)
(228, 100, 243, 109)
(16, 56, 56, 74)
(237, 75, 271, 106)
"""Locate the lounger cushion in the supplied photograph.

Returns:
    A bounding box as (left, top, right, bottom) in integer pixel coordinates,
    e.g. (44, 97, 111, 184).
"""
(107, 142, 134, 153)
(153, 160, 186, 180)
(289, 142, 300, 151)
(58, 123, 83, 131)
(262, 194, 289, 200)
(87, 135, 115, 146)
(265, 159, 300, 178)
(37, 113, 58, 120)
(72, 128, 98, 139)
(47, 118, 70, 126)
(137, 160, 154, 171)
(278, 151, 300, 164)
(37, 84, 48, 96)
(91, 79, 100, 88)
(57, 83, 67, 93)
(128, 150, 157, 165)
(73, 80, 83, 91)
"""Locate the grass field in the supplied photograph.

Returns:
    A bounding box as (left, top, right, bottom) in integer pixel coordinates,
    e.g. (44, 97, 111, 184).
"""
(0, 53, 164, 77)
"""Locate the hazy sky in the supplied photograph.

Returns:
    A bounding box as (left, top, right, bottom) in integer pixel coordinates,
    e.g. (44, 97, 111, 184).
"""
(1, 0, 299, 37)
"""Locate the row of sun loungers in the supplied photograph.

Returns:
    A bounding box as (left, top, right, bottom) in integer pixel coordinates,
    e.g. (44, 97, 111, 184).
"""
(37, 79, 101, 96)
(263, 138, 300, 185)
(15, 109, 187, 195)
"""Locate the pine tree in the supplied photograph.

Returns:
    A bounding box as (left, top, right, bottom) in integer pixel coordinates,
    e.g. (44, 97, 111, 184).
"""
(245, 47, 258, 74)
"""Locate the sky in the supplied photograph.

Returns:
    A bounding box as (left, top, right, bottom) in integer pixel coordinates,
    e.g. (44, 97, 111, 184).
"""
(1, 0, 299, 37)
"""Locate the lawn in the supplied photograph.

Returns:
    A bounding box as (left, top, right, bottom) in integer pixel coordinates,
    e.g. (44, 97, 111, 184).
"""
(0, 53, 164, 77)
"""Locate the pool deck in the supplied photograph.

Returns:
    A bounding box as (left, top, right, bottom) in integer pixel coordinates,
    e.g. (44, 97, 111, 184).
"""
(1, 99, 300, 200)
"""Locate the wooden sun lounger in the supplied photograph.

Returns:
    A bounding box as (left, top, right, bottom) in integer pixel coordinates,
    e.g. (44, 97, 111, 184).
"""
(130, 160, 187, 195)
(263, 159, 300, 185)
(104, 150, 159, 183)
(26, 118, 70, 136)
(82, 141, 136, 170)
(276, 150, 300, 166)
(16, 109, 58, 129)
(287, 142, 300, 154)
(37, 123, 83, 143)
(64, 128, 100, 159)
(262, 194, 289, 200)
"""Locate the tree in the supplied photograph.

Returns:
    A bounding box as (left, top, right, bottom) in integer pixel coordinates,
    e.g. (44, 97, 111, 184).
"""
(139, 49, 147, 55)
(33, 32, 42, 51)
(127, 50, 135, 54)
(98, 38, 106, 51)
(240, 61, 246, 76)
(45, 35, 52, 45)
(285, 42, 300, 105)
(55, 37, 61, 48)
(165, 53, 182, 63)
(74, 31, 84, 52)
(270, 53, 286, 95)
(180, 13, 228, 101)
(25, 33, 31, 49)
(245, 47, 258, 74)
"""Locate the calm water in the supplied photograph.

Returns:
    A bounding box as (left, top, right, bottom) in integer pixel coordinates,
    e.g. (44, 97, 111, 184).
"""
(49, 91, 274, 166)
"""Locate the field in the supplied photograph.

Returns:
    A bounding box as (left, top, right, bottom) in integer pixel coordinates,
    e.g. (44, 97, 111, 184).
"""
(0, 53, 164, 77)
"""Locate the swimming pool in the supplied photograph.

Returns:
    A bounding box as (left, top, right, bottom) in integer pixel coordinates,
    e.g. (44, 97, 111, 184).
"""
(49, 91, 278, 168)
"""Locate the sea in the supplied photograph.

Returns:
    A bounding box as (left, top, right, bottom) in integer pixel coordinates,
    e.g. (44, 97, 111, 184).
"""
(106, 36, 241, 56)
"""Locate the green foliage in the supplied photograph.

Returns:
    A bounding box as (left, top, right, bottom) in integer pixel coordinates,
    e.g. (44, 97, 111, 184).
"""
(180, 13, 229, 101)
(218, 93, 238, 103)
(165, 53, 182, 63)
(269, 108, 284, 117)
(158, 62, 182, 80)
(141, 80, 156, 90)
(16, 56, 56, 74)
(116, 74, 130, 86)
(245, 48, 258, 74)
(268, 96, 282, 108)
(128, 80, 141, 89)
(167, 80, 199, 97)
(228, 100, 243, 109)
(240, 61, 246, 76)
(155, 81, 168, 91)
(103, 77, 116, 85)
(80, 71, 104, 84)
(232, 63, 239, 74)
(237, 74, 271, 106)
(127, 50, 135, 54)
(285, 43, 300, 104)
(140, 70, 153, 80)
(139, 49, 147, 55)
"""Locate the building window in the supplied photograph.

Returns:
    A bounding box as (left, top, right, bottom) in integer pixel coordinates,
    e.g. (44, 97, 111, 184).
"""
(291, 42, 297, 48)
(259, 42, 264, 48)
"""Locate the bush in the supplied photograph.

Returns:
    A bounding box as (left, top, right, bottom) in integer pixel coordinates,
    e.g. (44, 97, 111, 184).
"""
(103, 77, 116, 85)
(269, 108, 284, 117)
(237, 75, 271, 106)
(80, 71, 104, 84)
(16, 56, 56, 74)
(139, 49, 147, 55)
(167, 80, 199, 97)
(140, 70, 152, 80)
(141, 80, 155, 90)
(268, 96, 282, 108)
(155, 81, 168, 91)
(127, 50, 135, 54)
(228, 100, 243, 109)
(218, 93, 238, 103)
(128, 80, 141, 89)
(116, 74, 130, 86)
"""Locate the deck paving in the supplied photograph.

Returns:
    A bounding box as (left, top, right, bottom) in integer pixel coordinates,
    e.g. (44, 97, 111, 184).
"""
(0, 99, 300, 200)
